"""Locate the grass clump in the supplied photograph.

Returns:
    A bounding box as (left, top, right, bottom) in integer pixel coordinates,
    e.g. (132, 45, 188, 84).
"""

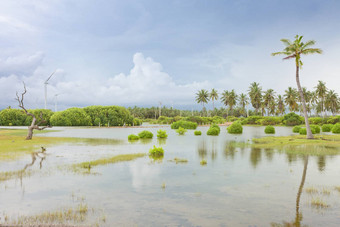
(207, 124, 220, 136)
(322, 124, 333, 132)
(200, 159, 207, 165)
(173, 157, 188, 164)
(311, 197, 329, 209)
(194, 130, 201, 136)
(264, 125, 275, 134)
(138, 130, 153, 139)
(176, 127, 187, 135)
(149, 145, 164, 158)
(332, 123, 340, 134)
(0, 169, 33, 182)
(128, 134, 139, 140)
(227, 121, 243, 134)
(157, 129, 168, 138)
(292, 126, 301, 133)
(171, 120, 197, 130)
(305, 186, 318, 194)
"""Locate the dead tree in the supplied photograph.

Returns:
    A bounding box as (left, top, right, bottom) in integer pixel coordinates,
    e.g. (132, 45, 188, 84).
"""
(16, 82, 51, 140)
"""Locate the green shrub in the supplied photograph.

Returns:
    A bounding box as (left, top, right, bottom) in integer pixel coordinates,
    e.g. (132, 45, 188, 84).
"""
(327, 116, 340, 124)
(264, 125, 275, 134)
(260, 117, 283, 126)
(194, 130, 202, 136)
(128, 134, 139, 140)
(176, 127, 187, 135)
(332, 123, 340, 134)
(157, 129, 168, 138)
(243, 116, 263, 125)
(299, 128, 307, 135)
(322, 124, 333, 132)
(138, 130, 153, 139)
(227, 121, 243, 134)
(299, 126, 318, 135)
(200, 159, 207, 165)
(292, 126, 301, 133)
(310, 125, 320, 134)
(171, 120, 197, 129)
(149, 145, 164, 157)
(50, 108, 92, 126)
(207, 124, 220, 136)
(309, 117, 323, 125)
(284, 113, 303, 126)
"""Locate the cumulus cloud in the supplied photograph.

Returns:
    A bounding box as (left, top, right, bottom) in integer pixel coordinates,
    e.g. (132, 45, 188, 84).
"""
(0, 53, 211, 110)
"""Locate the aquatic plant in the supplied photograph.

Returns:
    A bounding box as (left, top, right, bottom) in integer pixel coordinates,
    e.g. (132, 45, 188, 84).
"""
(149, 145, 164, 158)
(171, 120, 197, 130)
(292, 126, 301, 133)
(173, 157, 188, 164)
(138, 130, 153, 139)
(194, 130, 202, 136)
(332, 123, 340, 134)
(157, 129, 168, 138)
(305, 187, 318, 194)
(128, 134, 139, 140)
(264, 125, 275, 134)
(200, 159, 207, 165)
(311, 197, 329, 208)
(176, 127, 187, 135)
(322, 124, 333, 132)
(207, 124, 220, 136)
(227, 121, 243, 134)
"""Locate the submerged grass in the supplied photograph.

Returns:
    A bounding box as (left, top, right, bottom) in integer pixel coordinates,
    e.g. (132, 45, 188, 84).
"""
(0, 169, 33, 182)
(252, 135, 340, 155)
(311, 197, 329, 209)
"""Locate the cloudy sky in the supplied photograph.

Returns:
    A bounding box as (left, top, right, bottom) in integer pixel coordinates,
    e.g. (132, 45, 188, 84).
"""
(1, 0, 340, 110)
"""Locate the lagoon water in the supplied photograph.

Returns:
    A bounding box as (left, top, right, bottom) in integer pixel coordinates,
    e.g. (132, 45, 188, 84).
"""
(1, 126, 340, 226)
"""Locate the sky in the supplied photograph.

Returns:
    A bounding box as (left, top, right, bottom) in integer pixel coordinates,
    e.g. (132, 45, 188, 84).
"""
(1, 0, 340, 110)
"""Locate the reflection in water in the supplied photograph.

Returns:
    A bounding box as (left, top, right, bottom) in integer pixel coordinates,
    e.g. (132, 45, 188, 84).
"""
(224, 141, 237, 160)
(197, 140, 207, 159)
(157, 138, 167, 146)
(250, 147, 262, 169)
(286, 153, 298, 164)
(317, 155, 326, 172)
(264, 148, 274, 162)
(140, 138, 153, 144)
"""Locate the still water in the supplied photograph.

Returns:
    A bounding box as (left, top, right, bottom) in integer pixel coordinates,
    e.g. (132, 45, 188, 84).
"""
(1, 126, 340, 226)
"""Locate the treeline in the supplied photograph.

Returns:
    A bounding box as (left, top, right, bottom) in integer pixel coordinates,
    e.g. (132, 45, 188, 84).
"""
(0, 106, 141, 127)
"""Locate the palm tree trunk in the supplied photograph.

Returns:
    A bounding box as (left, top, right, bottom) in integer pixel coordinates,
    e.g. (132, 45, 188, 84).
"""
(296, 66, 314, 139)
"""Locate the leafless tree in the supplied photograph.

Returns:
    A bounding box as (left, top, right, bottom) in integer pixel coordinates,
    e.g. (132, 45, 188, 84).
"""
(16, 82, 51, 140)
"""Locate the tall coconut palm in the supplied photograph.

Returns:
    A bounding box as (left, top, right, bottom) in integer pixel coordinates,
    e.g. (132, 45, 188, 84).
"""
(272, 35, 322, 139)
(238, 93, 249, 117)
(284, 87, 299, 112)
(263, 89, 276, 116)
(221, 90, 238, 120)
(210, 88, 219, 110)
(325, 90, 339, 116)
(276, 95, 285, 115)
(315, 80, 327, 117)
(248, 82, 262, 114)
(196, 89, 210, 115)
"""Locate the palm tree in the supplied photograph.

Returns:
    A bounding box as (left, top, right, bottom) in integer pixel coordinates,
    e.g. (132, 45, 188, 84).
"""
(248, 82, 262, 114)
(196, 89, 209, 115)
(276, 95, 285, 115)
(284, 87, 299, 112)
(238, 93, 249, 117)
(315, 80, 327, 117)
(221, 90, 238, 120)
(272, 35, 322, 139)
(325, 90, 339, 115)
(210, 89, 219, 110)
(268, 101, 276, 116)
(263, 89, 276, 116)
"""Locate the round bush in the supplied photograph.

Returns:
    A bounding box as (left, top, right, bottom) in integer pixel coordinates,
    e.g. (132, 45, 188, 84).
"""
(227, 122, 243, 134)
(264, 125, 275, 134)
(207, 124, 220, 136)
(310, 125, 320, 134)
(322, 124, 333, 132)
(194, 130, 202, 136)
(157, 129, 168, 138)
(138, 130, 153, 139)
(299, 128, 307, 135)
(149, 145, 164, 157)
(292, 126, 301, 133)
(171, 120, 197, 130)
(332, 123, 340, 134)
(176, 127, 187, 135)
(128, 134, 139, 140)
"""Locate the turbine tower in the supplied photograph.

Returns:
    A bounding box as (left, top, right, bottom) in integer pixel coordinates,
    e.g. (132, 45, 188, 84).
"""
(54, 94, 59, 112)
(44, 71, 56, 109)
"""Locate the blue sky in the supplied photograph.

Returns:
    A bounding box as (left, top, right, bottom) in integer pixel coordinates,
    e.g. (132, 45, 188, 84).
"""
(1, 0, 340, 110)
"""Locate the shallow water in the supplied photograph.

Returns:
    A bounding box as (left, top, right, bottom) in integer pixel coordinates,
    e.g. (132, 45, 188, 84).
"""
(1, 126, 340, 226)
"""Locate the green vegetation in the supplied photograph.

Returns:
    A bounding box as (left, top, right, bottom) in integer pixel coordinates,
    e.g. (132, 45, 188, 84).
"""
(311, 197, 329, 208)
(227, 121, 243, 134)
(128, 134, 139, 140)
(171, 120, 197, 130)
(50, 108, 92, 126)
(176, 127, 187, 135)
(157, 129, 168, 138)
(283, 113, 303, 126)
(0, 169, 33, 182)
(305, 187, 318, 194)
(138, 130, 153, 139)
(149, 145, 164, 158)
(0, 108, 53, 126)
(322, 124, 333, 132)
(207, 124, 220, 136)
(332, 123, 340, 134)
(171, 157, 188, 164)
(200, 159, 207, 165)
(264, 125, 275, 134)
(310, 125, 321, 134)
(292, 126, 301, 133)
(299, 128, 307, 135)
(194, 130, 202, 136)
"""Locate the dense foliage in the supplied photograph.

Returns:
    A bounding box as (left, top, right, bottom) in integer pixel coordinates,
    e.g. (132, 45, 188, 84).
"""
(227, 121, 243, 134)
(176, 127, 187, 135)
(0, 108, 53, 126)
(171, 120, 197, 130)
(207, 124, 220, 136)
(157, 130, 168, 138)
(50, 108, 92, 126)
(194, 130, 202, 136)
(138, 130, 153, 139)
(332, 123, 340, 134)
(321, 124, 333, 132)
(292, 126, 301, 133)
(283, 113, 303, 126)
(128, 134, 139, 140)
(264, 125, 275, 134)
(310, 125, 320, 134)
(149, 145, 164, 157)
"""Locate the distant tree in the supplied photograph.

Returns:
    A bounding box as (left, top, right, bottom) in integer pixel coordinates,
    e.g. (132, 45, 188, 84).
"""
(238, 93, 249, 117)
(315, 80, 327, 117)
(210, 88, 219, 110)
(272, 35, 322, 139)
(325, 90, 339, 115)
(263, 89, 276, 116)
(284, 87, 299, 112)
(248, 82, 262, 114)
(276, 95, 285, 115)
(196, 89, 209, 115)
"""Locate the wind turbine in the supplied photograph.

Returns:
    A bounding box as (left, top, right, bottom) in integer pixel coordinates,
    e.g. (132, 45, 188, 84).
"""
(44, 71, 56, 109)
